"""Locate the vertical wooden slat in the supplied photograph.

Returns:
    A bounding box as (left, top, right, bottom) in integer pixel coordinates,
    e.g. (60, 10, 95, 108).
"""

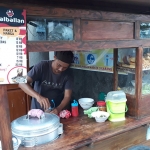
(134, 21, 140, 40)
(26, 46, 30, 112)
(74, 18, 81, 41)
(0, 85, 13, 150)
(113, 48, 118, 90)
(0, 129, 2, 149)
(135, 47, 143, 119)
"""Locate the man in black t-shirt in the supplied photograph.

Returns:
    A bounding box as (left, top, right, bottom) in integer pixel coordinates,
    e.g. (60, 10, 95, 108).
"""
(19, 51, 73, 115)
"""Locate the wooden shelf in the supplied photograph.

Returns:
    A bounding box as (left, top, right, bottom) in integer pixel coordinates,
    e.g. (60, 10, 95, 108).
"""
(117, 66, 135, 74)
(117, 66, 150, 74)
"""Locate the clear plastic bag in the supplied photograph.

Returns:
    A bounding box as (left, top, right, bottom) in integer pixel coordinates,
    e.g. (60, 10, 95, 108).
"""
(48, 23, 73, 41)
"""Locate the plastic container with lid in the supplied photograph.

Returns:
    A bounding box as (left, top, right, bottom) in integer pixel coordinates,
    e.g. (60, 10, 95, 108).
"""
(105, 91, 127, 102)
(97, 101, 106, 112)
(105, 91, 128, 122)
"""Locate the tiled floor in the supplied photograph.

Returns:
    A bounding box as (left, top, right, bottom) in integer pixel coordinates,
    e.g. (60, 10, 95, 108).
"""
(128, 145, 150, 150)
(0, 141, 2, 150)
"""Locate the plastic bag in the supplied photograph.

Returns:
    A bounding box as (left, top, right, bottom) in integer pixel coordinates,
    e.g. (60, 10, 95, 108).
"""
(48, 23, 73, 41)
(59, 110, 71, 119)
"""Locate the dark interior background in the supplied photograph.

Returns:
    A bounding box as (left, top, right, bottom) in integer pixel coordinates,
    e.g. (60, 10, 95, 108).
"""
(71, 68, 133, 102)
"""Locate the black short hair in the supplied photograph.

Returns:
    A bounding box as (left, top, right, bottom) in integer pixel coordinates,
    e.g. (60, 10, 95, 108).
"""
(55, 51, 73, 64)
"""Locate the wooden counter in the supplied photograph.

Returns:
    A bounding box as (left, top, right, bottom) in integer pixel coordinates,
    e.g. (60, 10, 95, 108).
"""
(18, 110, 150, 150)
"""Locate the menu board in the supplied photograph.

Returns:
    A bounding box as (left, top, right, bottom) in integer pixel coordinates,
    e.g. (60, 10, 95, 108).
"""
(0, 7, 27, 84)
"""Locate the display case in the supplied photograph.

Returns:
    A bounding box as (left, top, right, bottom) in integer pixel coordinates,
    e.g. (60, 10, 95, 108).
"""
(25, 9, 150, 119)
(114, 47, 150, 119)
(2, 3, 150, 121)
(27, 16, 73, 41)
(1, 2, 150, 150)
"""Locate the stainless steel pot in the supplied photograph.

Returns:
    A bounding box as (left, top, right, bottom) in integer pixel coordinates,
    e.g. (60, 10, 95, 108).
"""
(11, 113, 63, 147)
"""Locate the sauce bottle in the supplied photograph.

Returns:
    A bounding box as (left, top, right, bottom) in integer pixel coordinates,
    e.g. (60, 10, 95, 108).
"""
(71, 100, 79, 117)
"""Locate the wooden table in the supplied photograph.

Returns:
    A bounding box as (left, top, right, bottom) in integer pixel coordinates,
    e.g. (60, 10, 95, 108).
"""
(19, 111, 150, 150)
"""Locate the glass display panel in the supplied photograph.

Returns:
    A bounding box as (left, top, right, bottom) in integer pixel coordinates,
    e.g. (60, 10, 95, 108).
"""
(117, 48, 136, 95)
(140, 23, 150, 39)
(142, 47, 150, 95)
(117, 47, 150, 95)
(27, 16, 73, 41)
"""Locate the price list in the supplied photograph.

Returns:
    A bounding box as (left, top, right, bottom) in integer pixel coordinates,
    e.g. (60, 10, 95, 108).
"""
(0, 7, 27, 84)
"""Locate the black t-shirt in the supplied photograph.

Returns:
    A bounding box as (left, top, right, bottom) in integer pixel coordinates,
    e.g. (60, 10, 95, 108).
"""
(27, 60, 73, 110)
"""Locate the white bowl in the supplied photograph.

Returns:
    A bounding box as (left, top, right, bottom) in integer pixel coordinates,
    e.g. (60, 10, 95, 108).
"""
(78, 98, 94, 110)
(79, 104, 93, 110)
(91, 111, 110, 122)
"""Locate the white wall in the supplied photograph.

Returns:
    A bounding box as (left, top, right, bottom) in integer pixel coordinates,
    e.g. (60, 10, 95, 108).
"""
(49, 51, 54, 60)
(29, 52, 49, 67)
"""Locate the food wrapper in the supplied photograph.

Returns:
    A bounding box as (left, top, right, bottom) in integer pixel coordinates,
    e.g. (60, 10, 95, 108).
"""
(84, 107, 98, 114)
(84, 107, 99, 118)
(28, 109, 45, 119)
(59, 110, 71, 119)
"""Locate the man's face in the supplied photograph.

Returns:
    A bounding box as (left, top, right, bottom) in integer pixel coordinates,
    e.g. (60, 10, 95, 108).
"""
(52, 58, 70, 74)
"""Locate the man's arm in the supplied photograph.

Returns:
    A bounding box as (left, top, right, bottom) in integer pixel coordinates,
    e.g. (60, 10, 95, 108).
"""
(51, 89, 72, 114)
(18, 76, 50, 110)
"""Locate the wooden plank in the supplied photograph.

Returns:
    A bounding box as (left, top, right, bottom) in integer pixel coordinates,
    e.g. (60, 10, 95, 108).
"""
(26, 44, 31, 112)
(1, 3, 150, 21)
(81, 21, 134, 40)
(2, 0, 150, 15)
(140, 140, 150, 147)
(7, 89, 27, 121)
(126, 94, 136, 117)
(27, 40, 150, 52)
(135, 21, 140, 39)
(138, 95, 150, 117)
(19, 114, 150, 150)
(77, 126, 147, 150)
(0, 85, 13, 150)
(74, 18, 81, 41)
(7, 84, 19, 90)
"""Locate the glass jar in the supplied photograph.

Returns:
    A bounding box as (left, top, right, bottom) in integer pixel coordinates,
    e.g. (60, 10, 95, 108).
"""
(97, 101, 106, 112)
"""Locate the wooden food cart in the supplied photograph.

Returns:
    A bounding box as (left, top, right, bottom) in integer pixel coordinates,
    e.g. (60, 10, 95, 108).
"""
(1, 1, 150, 149)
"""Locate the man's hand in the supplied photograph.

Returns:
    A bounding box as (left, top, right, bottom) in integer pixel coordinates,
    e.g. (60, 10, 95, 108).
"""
(50, 108, 60, 115)
(19, 76, 50, 110)
(36, 95, 50, 110)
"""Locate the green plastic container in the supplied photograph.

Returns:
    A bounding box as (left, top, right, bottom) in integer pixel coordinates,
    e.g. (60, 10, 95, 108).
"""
(106, 91, 128, 122)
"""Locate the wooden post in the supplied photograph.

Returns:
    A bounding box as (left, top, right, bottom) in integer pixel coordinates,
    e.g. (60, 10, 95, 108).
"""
(135, 47, 143, 119)
(113, 48, 118, 90)
(0, 85, 13, 150)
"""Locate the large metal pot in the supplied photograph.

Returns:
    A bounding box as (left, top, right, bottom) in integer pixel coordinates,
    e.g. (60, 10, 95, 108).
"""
(12, 136, 21, 150)
(11, 113, 63, 147)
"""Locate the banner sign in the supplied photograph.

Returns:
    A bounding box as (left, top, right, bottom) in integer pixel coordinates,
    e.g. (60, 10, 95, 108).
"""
(71, 49, 114, 73)
(0, 7, 27, 84)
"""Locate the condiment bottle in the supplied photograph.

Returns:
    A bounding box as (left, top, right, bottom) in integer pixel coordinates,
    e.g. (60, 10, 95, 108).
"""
(97, 101, 106, 112)
(71, 100, 79, 117)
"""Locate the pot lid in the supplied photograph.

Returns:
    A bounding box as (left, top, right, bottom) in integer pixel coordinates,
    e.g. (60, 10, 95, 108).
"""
(11, 113, 60, 136)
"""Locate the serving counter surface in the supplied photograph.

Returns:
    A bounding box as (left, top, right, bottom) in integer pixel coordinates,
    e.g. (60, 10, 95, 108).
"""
(18, 110, 150, 150)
